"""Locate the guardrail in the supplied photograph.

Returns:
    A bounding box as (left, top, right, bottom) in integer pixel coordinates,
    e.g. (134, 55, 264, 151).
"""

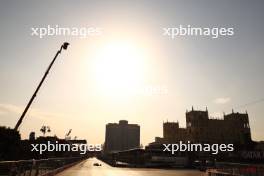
(206, 162, 264, 176)
(0, 157, 85, 176)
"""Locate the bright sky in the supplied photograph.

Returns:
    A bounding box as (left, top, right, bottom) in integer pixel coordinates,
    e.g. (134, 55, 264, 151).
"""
(0, 0, 264, 146)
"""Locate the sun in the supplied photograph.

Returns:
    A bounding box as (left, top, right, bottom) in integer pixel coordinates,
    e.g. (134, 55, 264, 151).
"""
(92, 41, 146, 97)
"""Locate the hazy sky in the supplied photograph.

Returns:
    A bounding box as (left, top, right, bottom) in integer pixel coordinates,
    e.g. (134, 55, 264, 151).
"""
(0, 0, 264, 146)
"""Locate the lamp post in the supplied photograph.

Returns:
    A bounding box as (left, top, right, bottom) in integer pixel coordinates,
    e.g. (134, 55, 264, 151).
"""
(14, 42, 70, 131)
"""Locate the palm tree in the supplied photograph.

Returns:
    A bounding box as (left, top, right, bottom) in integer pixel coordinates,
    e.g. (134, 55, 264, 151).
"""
(40, 125, 51, 136)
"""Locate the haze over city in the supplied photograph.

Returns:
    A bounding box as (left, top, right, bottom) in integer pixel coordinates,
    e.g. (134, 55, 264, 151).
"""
(0, 0, 264, 146)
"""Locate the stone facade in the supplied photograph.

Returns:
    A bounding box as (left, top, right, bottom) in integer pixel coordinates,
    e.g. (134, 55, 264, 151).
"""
(157, 107, 251, 145)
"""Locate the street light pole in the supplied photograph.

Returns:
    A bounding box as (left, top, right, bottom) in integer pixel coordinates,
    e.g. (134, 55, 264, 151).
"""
(14, 42, 70, 131)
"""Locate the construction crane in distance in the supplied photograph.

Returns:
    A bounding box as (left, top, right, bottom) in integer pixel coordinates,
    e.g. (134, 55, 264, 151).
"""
(65, 129, 72, 140)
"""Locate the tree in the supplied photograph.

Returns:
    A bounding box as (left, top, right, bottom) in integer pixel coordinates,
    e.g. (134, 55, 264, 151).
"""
(40, 126, 51, 136)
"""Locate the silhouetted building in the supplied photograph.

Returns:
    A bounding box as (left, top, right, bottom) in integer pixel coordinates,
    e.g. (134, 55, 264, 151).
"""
(104, 120, 140, 152)
(29, 132, 35, 141)
(0, 126, 21, 160)
(155, 107, 252, 146)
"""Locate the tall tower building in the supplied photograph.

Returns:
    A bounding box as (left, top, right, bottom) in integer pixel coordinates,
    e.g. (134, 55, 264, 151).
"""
(104, 120, 140, 152)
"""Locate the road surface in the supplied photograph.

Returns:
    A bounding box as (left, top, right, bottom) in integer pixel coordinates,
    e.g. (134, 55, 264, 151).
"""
(57, 158, 204, 176)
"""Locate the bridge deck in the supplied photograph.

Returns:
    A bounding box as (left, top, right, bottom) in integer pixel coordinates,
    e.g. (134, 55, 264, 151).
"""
(56, 158, 203, 176)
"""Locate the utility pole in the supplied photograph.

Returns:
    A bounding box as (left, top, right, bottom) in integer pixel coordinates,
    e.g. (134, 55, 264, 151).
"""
(14, 42, 70, 131)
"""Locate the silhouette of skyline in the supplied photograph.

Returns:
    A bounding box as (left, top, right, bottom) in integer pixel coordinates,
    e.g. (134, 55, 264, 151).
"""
(0, 0, 264, 146)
